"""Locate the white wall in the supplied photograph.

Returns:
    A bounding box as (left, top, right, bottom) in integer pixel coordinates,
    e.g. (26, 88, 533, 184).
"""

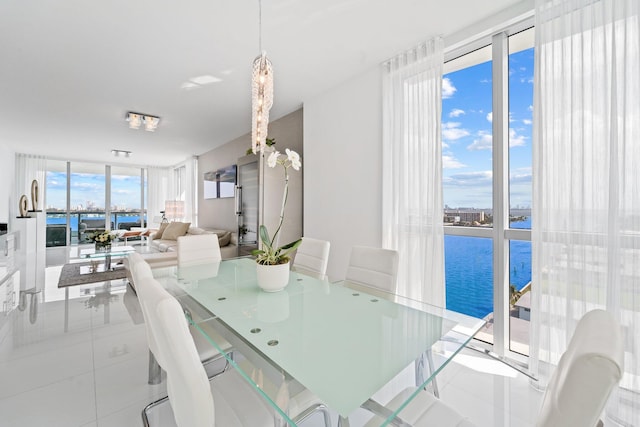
(198, 109, 303, 246)
(303, 67, 382, 281)
(0, 146, 15, 224)
(260, 109, 304, 248)
(303, 2, 533, 282)
(198, 135, 248, 231)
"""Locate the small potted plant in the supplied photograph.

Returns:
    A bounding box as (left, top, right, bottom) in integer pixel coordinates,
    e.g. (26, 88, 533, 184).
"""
(252, 147, 302, 291)
(89, 230, 116, 252)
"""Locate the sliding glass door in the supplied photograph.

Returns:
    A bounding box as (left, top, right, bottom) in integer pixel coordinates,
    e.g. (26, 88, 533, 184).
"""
(45, 161, 147, 246)
(442, 25, 534, 358)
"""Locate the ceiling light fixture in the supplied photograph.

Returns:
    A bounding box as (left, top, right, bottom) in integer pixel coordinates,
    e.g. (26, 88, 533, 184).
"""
(251, 0, 273, 154)
(111, 149, 132, 157)
(143, 115, 160, 132)
(126, 111, 160, 132)
(127, 112, 142, 129)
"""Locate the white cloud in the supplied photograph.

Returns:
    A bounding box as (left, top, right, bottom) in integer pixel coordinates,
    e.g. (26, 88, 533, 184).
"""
(523, 119, 532, 125)
(510, 173, 532, 184)
(480, 78, 491, 84)
(442, 77, 456, 99)
(486, 112, 493, 123)
(443, 154, 466, 169)
(443, 171, 493, 187)
(528, 105, 533, 112)
(509, 128, 527, 147)
(442, 122, 470, 141)
(449, 108, 465, 118)
(466, 128, 528, 151)
(467, 131, 493, 151)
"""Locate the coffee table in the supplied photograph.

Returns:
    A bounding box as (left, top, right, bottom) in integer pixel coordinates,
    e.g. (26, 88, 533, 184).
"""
(80, 245, 136, 271)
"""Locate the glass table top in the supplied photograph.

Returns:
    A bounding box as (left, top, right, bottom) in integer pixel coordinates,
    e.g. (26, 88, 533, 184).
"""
(80, 245, 136, 259)
(154, 258, 485, 426)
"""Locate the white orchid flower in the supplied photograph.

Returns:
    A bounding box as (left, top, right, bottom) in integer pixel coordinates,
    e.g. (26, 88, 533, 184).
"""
(285, 149, 302, 171)
(267, 150, 280, 168)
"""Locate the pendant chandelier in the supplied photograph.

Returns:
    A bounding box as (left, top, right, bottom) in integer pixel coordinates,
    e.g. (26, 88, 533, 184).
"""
(251, 0, 273, 154)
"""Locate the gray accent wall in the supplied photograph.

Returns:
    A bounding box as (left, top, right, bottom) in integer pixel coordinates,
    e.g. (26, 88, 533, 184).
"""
(198, 109, 303, 246)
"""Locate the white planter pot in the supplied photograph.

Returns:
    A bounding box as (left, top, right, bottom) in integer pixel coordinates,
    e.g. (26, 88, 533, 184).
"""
(256, 261, 290, 292)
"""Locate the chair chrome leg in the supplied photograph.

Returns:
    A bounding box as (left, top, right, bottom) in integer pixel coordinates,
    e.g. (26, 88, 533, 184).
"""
(415, 352, 440, 398)
(148, 350, 163, 385)
(337, 415, 350, 427)
(141, 395, 169, 427)
(361, 398, 411, 427)
(292, 403, 332, 427)
(426, 352, 440, 398)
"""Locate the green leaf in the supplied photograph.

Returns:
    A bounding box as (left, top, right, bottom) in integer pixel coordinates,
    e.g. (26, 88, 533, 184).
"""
(259, 225, 272, 250)
(278, 239, 302, 258)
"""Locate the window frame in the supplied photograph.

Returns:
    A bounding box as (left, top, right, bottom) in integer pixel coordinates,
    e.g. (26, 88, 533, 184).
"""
(443, 18, 534, 364)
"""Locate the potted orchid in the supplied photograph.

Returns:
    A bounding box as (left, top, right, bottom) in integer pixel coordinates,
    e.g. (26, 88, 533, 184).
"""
(252, 146, 302, 291)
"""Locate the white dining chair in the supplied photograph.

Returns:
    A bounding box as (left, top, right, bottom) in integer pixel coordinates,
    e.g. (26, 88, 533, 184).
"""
(345, 245, 399, 294)
(363, 309, 624, 427)
(342, 245, 444, 402)
(139, 275, 275, 427)
(177, 233, 221, 268)
(292, 237, 331, 280)
(129, 253, 231, 385)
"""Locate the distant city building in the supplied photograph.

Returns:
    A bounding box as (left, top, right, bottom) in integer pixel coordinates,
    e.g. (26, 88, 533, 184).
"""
(443, 209, 486, 224)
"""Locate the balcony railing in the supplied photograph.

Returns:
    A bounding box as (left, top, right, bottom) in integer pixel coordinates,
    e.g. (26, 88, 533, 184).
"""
(45, 210, 147, 246)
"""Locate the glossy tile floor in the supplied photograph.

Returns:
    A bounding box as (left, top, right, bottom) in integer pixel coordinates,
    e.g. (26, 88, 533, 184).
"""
(0, 248, 544, 427)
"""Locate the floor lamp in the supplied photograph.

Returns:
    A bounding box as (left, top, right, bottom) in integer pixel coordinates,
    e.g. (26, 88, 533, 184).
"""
(164, 200, 185, 222)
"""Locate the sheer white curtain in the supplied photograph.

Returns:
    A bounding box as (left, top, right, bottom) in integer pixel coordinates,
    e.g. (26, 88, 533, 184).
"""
(182, 157, 198, 226)
(382, 37, 445, 305)
(14, 153, 46, 217)
(147, 166, 172, 226)
(531, 0, 640, 424)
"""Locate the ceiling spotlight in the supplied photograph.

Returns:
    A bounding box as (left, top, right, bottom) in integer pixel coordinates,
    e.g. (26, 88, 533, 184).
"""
(126, 111, 160, 131)
(111, 149, 132, 157)
(126, 112, 141, 129)
(143, 115, 160, 132)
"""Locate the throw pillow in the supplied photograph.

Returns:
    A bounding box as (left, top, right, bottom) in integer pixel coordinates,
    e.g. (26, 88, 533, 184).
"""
(161, 222, 191, 240)
(218, 231, 231, 247)
(154, 222, 170, 240)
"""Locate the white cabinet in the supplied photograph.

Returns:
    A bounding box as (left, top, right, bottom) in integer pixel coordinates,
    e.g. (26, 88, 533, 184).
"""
(0, 233, 18, 338)
(13, 213, 45, 295)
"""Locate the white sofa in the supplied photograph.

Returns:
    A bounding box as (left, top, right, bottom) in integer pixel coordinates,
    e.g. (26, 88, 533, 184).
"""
(125, 226, 238, 287)
(148, 226, 238, 259)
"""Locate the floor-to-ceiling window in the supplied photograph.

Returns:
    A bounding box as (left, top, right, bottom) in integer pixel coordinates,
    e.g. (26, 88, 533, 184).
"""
(70, 162, 106, 244)
(442, 25, 534, 358)
(111, 166, 145, 230)
(45, 161, 148, 246)
(45, 160, 69, 247)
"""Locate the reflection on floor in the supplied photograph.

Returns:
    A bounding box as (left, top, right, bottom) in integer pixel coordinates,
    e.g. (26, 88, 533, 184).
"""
(0, 247, 543, 427)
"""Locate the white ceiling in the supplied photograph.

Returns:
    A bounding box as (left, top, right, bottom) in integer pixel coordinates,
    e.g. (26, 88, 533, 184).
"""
(0, 0, 525, 167)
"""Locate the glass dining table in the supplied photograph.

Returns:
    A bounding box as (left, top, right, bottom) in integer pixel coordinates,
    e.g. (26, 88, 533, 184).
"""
(153, 257, 485, 426)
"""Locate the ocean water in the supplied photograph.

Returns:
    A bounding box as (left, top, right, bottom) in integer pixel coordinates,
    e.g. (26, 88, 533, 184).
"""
(445, 218, 532, 318)
(46, 213, 145, 230)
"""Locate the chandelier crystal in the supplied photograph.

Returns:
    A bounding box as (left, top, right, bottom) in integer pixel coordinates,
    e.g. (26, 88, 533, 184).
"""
(251, 52, 273, 154)
(251, 0, 273, 154)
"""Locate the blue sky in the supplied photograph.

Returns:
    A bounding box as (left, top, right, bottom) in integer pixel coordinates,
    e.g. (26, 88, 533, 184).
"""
(47, 171, 141, 210)
(442, 48, 533, 209)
